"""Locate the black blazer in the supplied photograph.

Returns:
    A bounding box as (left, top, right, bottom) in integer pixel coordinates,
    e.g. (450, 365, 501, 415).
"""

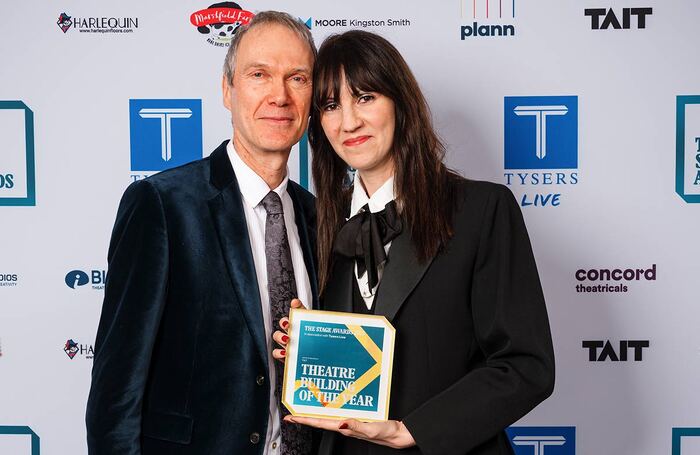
(320, 178, 555, 455)
(86, 141, 318, 455)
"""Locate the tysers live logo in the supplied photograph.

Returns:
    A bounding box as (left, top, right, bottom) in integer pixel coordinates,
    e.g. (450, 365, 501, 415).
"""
(0, 101, 35, 206)
(64, 339, 94, 360)
(506, 426, 575, 455)
(65, 269, 106, 290)
(461, 0, 516, 39)
(129, 99, 203, 181)
(504, 96, 579, 207)
(676, 96, 700, 203)
(190, 2, 254, 47)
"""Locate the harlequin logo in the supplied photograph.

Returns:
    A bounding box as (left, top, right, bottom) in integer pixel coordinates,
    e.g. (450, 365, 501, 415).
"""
(190, 2, 254, 47)
(57, 12, 73, 33)
(64, 339, 94, 360)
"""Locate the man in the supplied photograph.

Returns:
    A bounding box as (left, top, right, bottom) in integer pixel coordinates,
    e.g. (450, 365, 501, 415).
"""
(86, 11, 317, 455)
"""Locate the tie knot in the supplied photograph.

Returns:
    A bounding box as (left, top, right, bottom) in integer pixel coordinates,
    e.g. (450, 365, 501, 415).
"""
(261, 191, 284, 215)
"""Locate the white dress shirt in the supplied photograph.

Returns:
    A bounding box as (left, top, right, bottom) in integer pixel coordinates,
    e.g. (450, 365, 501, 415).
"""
(226, 141, 312, 454)
(349, 172, 396, 310)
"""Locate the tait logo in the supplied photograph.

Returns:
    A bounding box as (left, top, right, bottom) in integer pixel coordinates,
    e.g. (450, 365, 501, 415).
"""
(585, 7, 652, 30)
(582, 340, 649, 362)
(676, 96, 700, 203)
(65, 269, 106, 290)
(460, 0, 516, 39)
(0, 101, 36, 206)
(503, 96, 578, 207)
(506, 426, 575, 455)
(129, 99, 203, 181)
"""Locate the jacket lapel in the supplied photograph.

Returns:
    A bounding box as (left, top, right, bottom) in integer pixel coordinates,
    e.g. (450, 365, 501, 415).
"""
(373, 227, 436, 322)
(287, 183, 319, 310)
(207, 141, 267, 366)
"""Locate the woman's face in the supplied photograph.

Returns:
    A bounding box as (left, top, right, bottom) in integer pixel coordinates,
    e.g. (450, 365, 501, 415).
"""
(319, 74, 396, 179)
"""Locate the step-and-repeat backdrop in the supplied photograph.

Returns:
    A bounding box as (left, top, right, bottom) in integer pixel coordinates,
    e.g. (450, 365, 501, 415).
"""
(1, 1, 698, 454)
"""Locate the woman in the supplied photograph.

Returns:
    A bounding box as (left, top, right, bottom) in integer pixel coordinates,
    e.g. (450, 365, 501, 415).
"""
(274, 30, 555, 455)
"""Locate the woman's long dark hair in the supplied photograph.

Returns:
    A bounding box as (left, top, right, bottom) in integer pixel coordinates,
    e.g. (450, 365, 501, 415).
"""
(310, 30, 458, 294)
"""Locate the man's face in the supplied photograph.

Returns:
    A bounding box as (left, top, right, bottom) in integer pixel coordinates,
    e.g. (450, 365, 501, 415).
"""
(223, 23, 313, 159)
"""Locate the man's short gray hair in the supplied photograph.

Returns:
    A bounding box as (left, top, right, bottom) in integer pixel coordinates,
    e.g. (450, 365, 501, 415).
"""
(222, 11, 316, 85)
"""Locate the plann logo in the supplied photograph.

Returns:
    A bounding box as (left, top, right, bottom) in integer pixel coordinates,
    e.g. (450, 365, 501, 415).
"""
(582, 340, 649, 362)
(503, 96, 578, 207)
(190, 2, 253, 47)
(506, 426, 575, 455)
(129, 99, 203, 181)
(461, 0, 516, 39)
(0, 101, 35, 206)
(65, 269, 106, 290)
(676, 96, 700, 203)
(585, 7, 652, 30)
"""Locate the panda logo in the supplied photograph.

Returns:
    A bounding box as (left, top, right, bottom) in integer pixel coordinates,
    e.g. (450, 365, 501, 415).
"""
(197, 2, 246, 46)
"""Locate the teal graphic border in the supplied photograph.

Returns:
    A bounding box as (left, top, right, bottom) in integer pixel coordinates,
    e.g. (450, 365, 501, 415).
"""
(673, 428, 700, 455)
(675, 96, 700, 203)
(0, 426, 40, 455)
(299, 133, 309, 190)
(0, 101, 36, 206)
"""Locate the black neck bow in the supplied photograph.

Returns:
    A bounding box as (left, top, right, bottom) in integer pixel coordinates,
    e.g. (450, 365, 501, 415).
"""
(332, 200, 403, 292)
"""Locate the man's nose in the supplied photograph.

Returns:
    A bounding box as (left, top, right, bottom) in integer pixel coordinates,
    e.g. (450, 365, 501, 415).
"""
(268, 78, 290, 106)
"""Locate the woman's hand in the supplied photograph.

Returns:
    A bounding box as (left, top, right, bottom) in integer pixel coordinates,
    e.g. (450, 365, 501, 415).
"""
(283, 415, 416, 449)
(272, 298, 305, 362)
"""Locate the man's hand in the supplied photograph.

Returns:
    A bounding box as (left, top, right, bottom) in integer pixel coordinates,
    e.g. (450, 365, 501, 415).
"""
(283, 415, 416, 449)
(272, 298, 305, 361)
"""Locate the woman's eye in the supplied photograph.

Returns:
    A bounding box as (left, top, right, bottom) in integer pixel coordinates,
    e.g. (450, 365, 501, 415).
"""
(323, 102, 339, 111)
(358, 94, 375, 103)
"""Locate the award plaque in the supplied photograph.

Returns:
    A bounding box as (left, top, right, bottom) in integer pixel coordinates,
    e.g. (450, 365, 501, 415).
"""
(282, 308, 395, 421)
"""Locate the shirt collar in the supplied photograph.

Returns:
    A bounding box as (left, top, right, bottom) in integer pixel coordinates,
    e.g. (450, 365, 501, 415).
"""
(226, 140, 289, 208)
(350, 172, 396, 217)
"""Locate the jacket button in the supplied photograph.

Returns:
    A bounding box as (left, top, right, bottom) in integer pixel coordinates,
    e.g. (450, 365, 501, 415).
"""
(250, 432, 261, 444)
(256, 375, 265, 386)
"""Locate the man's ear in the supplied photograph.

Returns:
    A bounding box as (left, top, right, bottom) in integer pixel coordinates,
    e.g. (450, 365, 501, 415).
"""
(222, 75, 232, 111)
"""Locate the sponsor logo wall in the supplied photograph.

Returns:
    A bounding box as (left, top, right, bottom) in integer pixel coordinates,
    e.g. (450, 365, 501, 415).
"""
(0, 1, 697, 454)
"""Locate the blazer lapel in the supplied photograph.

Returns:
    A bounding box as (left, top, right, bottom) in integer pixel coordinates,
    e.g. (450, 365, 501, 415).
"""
(374, 228, 436, 322)
(287, 183, 319, 310)
(207, 141, 267, 366)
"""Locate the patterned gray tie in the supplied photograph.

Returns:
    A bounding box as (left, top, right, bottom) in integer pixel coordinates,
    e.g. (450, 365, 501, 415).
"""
(260, 191, 312, 455)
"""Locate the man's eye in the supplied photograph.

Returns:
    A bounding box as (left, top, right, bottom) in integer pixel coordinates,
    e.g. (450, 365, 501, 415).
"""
(252, 72, 264, 78)
(291, 75, 307, 83)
